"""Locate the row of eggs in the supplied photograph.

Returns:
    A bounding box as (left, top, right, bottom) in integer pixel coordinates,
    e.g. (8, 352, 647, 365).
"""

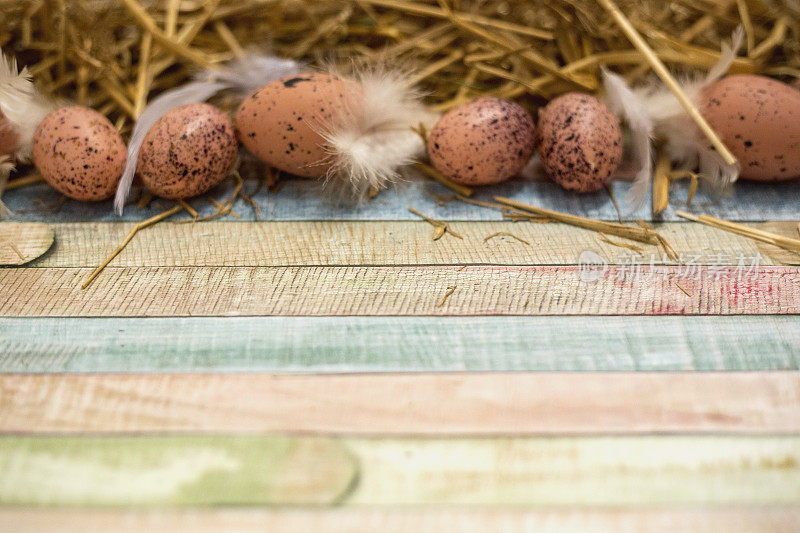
(26, 73, 800, 202)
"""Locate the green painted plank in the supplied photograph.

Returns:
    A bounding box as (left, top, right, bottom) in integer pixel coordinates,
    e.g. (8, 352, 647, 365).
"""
(0, 435, 798, 506)
(1, 316, 798, 373)
(0, 436, 356, 507)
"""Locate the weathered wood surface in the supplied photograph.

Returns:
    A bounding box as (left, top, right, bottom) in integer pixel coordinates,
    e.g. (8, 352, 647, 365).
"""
(4, 173, 800, 222)
(2, 316, 798, 373)
(0, 222, 53, 265)
(6, 508, 800, 533)
(2, 373, 798, 434)
(0, 435, 798, 506)
(345, 436, 800, 505)
(2, 265, 797, 316)
(0, 435, 356, 506)
(758, 221, 800, 265)
(25, 221, 798, 267)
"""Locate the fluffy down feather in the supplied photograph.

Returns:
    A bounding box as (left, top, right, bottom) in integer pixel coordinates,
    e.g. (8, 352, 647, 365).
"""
(602, 69, 653, 212)
(114, 52, 301, 214)
(601, 28, 743, 211)
(316, 64, 439, 202)
(0, 53, 57, 218)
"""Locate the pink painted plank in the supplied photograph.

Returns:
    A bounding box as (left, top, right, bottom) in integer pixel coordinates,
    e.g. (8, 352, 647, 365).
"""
(2, 372, 798, 434)
(1, 265, 798, 316)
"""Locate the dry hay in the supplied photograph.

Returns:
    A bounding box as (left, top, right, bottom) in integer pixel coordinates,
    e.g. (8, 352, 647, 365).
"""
(1, 0, 798, 136)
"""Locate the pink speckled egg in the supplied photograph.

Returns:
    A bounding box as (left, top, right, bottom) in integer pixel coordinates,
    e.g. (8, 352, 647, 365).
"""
(137, 103, 238, 199)
(0, 107, 18, 157)
(427, 97, 536, 186)
(32, 106, 126, 201)
(537, 93, 622, 193)
(699, 75, 800, 181)
(236, 73, 362, 177)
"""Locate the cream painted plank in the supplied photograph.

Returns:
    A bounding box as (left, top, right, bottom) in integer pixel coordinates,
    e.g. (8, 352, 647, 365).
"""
(3, 507, 800, 532)
(26, 221, 791, 267)
(346, 436, 800, 505)
(758, 221, 800, 266)
(0, 435, 799, 507)
(0, 222, 53, 265)
(1, 265, 798, 317)
(1, 373, 798, 434)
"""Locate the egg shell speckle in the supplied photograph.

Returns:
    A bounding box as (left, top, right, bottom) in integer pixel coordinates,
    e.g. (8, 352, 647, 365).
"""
(0, 107, 18, 157)
(32, 105, 126, 201)
(537, 93, 622, 193)
(236, 73, 362, 178)
(700, 75, 800, 181)
(427, 97, 536, 186)
(137, 103, 237, 199)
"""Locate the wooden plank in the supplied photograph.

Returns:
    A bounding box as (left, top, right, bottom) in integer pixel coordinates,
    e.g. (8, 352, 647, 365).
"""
(4, 173, 800, 222)
(1, 373, 798, 434)
(0, 435, 355, 506)
(4, 507, 800, 532)
(758, 221, 800, 265)
(2, 265, 798, 317)
(345, 436, 800, 505)
(26, 220, 796, 268)
(0, 435, 798, 506)
(1, 316, 798, 373)
(0, 222, 53, 265)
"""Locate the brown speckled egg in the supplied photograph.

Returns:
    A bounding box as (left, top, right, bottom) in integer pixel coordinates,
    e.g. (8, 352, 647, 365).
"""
(32, 106, 126, 201)
(537, 93, 622, 193)
(427, 97, 536, 186)
(699, 75, 800, 181)
(236, 73, 362, 177)
(137, 103, 238, 199)
(0, 107, 18, 157)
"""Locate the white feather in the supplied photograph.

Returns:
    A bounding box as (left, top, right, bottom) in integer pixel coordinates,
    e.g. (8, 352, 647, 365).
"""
(0, 53, 57, 163)
(624, 28, 744, 192)
(114, 53, 301, 214)
(602, 69, 654, 212)
(0, 154, 14, 219)
(315, 64, 439, 201)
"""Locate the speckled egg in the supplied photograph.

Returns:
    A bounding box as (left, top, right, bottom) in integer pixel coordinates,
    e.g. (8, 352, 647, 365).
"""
(0, 107, 18, 157)
(236, 73, 362, 177)
(137, 103, 237, 199)
(32, 106, 126, 201)
(427, 97, 536, 186)
(699, 75, 800, 181)
(537, 93, 622, 193)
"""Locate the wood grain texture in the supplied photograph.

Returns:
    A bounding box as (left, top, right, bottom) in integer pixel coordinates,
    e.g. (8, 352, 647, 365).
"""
(758, 221, 800, 265)
(0, 435, 798, 506)
(2, 265, 797, 317)
(4, 174, 800, 222)
(0, 222, 53, 265)
(23, 221, 794, 267)
(2, 373, 798, 434)
(2, 316, 799, 373)
(0, 435, 356, 506)
(345, 436, 800, 505)
(5, 508, 800, 533)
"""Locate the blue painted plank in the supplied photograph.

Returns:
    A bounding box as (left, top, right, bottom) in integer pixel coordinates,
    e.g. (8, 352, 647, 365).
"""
(1, 316, 797, 373)
(4, 172, 799, 222)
